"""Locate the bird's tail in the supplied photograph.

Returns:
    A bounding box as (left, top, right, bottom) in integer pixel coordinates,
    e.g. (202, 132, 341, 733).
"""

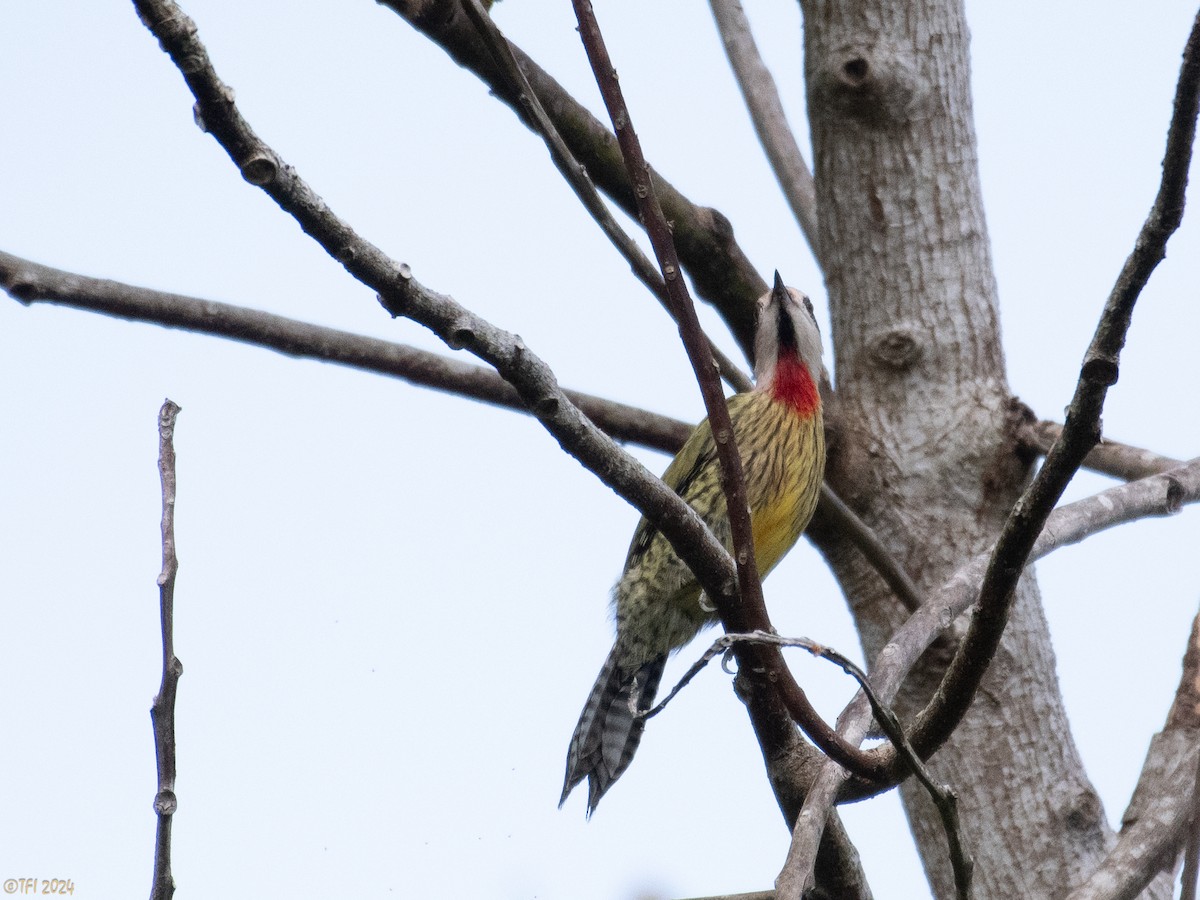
(559, 645, 667, 815)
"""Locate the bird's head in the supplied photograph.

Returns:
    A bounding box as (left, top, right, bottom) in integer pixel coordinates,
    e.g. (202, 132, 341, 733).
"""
(753, 272, 825, 413)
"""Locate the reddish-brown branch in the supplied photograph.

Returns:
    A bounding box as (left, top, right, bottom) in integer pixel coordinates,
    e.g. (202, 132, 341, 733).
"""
(570, 0, 761, 633)
(571, 0, 882, 784)
(457, 0, 752, 393)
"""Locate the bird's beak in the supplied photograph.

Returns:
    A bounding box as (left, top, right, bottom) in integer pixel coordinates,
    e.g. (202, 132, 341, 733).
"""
(771, 271, 798, 351)
(771, 270, 788, 308)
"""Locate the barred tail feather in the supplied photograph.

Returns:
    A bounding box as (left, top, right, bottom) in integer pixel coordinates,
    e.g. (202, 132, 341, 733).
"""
(559, 646, 667, 815)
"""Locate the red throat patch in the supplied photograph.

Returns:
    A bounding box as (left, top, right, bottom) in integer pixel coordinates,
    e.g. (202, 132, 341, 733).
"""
(770, 353, 820, 416)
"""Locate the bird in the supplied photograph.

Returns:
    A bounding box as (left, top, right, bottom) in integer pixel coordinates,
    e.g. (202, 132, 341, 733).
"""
(560, 272, 827, 815)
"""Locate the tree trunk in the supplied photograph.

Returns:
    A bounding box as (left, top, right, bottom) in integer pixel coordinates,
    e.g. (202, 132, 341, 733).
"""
(798, 1, 1170, 896)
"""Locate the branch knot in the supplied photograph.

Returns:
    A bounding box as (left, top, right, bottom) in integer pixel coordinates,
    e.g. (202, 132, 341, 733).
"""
(809, 40, 924, 126)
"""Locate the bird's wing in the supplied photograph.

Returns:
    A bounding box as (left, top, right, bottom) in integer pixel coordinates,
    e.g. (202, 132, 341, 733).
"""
(623, 393, 752, 568)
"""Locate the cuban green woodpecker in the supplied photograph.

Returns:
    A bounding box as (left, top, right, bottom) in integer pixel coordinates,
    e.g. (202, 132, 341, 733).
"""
(560, 273, 827, 814)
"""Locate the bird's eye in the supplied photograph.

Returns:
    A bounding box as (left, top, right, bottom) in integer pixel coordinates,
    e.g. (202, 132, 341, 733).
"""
(802, 295, 815, 318)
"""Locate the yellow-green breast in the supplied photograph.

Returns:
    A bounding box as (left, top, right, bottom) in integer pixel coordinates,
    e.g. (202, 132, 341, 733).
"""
(614, 390, 825, 664)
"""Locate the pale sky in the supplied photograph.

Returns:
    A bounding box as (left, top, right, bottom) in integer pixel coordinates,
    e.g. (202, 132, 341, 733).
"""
(2, 2, 1198, 898)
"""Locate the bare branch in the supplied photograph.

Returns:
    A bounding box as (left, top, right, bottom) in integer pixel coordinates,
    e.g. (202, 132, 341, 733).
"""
(131, 0, 753, 671)
(1019, 419, 1185, 482)
(903, 5, 1200, 772)
(1068, 732, 1199, 900)
(149, 399, 182, 900)
(380, 0, 767, 357)
(458, 0, 752, 394)
(653, 629, 971, 899)
(861, 458, 1200, 791)
(815, 485, 924, 613)
(778, 457, 1200, 892)
(708, 0, 820, 253)
(0, 250, 693, 454)
(1066, 602, 1200, 900)
(786, 640, 973, 900)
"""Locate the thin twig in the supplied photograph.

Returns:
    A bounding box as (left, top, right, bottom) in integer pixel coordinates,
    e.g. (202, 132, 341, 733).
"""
(459, 0, 752, 393)
(640, 635, 739, 720)
(570, 0, 882, 783)
(1018, 418, 1185, 482)
(902, 6, 1200, 769)
(149, 400, 183, 900)
(708, 0, 820, 253)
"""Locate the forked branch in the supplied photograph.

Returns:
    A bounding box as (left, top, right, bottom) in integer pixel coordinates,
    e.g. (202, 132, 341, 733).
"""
(901, 6, 1200, 768)
(131, 0, 756, 723)
(777, 457, 1200, 895)
(380, 0, 767, 356)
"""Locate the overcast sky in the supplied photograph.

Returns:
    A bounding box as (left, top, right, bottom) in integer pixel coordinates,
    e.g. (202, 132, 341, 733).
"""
(2, 2, 1198, 898)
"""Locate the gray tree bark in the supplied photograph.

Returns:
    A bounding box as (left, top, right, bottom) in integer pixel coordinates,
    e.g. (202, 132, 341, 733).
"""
(798, 1, 1174, 896)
